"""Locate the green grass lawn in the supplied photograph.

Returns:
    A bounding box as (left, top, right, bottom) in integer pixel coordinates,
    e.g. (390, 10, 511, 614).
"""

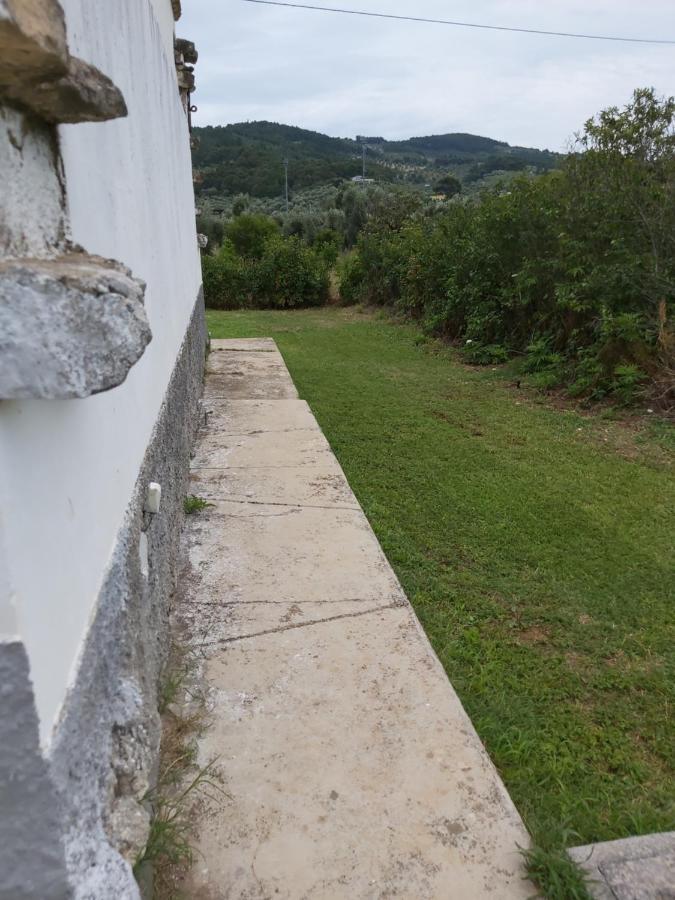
(206, 307, 675, 854)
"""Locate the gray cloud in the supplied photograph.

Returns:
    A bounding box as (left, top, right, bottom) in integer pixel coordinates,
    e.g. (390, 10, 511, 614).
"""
(179, 0, 675, 149)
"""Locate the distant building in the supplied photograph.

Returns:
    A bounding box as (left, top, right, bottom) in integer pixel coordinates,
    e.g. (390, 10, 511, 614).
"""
(351, 175, 375, 183)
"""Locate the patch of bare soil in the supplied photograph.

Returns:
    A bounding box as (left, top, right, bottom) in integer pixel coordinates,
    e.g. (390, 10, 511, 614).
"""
(516, 625, 551, 646)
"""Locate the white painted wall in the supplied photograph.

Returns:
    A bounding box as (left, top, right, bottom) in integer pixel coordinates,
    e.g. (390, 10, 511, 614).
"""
(0, 0, 201, 745)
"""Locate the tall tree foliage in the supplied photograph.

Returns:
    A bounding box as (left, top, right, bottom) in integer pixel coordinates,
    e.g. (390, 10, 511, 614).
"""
(341, 89, 675, 406)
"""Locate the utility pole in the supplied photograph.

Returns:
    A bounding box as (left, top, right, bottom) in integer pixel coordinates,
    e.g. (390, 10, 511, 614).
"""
(362, 143, 366, 180)
(283, 158, 289, 213)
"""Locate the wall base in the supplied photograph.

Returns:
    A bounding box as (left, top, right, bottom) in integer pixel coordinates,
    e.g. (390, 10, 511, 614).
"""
(42, 292, 206, 899)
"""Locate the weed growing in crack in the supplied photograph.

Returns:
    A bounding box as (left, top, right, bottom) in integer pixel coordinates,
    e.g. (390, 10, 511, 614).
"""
(521, 828, 594, 900)
(133, 757, 224, 895)
(183, 495, 213, 515)
(135, 641, 224, 898)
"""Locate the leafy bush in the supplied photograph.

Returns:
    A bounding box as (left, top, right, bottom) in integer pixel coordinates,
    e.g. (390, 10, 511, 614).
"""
(461, 342, 510, 365)
(202, 233, 328, 310)
(336, 251, 365, 305)
(196, 214, 225, 249)
(612, 364, 647, 405)
(224, 213, 279, 258)
(433, 173, 462, 197)
(201, 241, 251, 310)
(252, 236, 329, 308)
(313, 228, 341, 266)
(340, 89, 675, 405)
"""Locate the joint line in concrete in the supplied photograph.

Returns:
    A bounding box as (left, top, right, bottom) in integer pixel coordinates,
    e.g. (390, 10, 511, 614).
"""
(202, 601, 404, 646)
(194, 496, 361, 512)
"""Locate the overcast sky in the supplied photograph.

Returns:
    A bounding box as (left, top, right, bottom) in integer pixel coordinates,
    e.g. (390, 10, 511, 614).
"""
(179, 0, 675, 150)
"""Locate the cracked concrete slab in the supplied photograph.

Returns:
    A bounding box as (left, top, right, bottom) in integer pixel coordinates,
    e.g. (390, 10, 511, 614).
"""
(187, 605, 529, 900)
(202, 398, 318, 433)
(175, 338, 533, 899)
(206, 351, 289, 377)
(184, 502, 405, 608)
(203, 368, 298, 400)
(204, 339, 297, 400)
(189, 462, 357, 508)
(177, 594, 398, 647)
(191, 428, 332, 469)
(209, 338, 277, 353)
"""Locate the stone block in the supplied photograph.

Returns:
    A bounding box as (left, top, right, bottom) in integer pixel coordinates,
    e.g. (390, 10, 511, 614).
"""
(570, 833, 675, 900)
(1, 1, 127, 124)
(176, 65, 195, 93)
(0, 0, 68, 94)
(174, 37, 197, 64)
(25, 55, 127, 123)
(0, 251, 152, 399)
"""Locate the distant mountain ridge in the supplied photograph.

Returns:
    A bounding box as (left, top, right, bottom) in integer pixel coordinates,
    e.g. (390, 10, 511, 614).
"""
(192, 120, 561, 199)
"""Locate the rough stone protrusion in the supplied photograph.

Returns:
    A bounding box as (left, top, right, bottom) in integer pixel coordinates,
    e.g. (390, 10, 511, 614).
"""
(171, 0, 182, 21)
(0, 251, 152, 399)
(176, 64, 195, 94)
(0, 0, 68, 95)
(108, 796, 151, 864)
(0, 1, 126, 124)
(9, 55, 127, 123)
(175, 37, 197, 64)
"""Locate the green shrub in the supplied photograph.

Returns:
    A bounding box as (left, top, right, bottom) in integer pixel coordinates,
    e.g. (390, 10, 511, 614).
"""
(568, 353, 605, 398)
(530, 370, 564, 391)
(612, 364, 647, 405)
(253, 236, 329, 309)
(313, 228, 341, 266)
(336, 250, 365, 305)
(224, 213, 279, 258)
(522, 338, 564, 374)
(345, 89, 675, 404)
(202, 234, 328, 310)
(201, 241, 250, 310)
(461, 342, 510, 365)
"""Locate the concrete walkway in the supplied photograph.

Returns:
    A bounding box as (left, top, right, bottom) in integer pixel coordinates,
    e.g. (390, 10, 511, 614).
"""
(177, 338, 532, 899)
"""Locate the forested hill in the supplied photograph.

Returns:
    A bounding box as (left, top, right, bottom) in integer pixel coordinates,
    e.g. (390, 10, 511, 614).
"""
(192, 121, 561, 198)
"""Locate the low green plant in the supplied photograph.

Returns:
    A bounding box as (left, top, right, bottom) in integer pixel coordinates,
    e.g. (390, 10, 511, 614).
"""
(134, 759, 223, 888)
(522, 339, 564, 375)
(158, 666, 189, 714)
(183, 495, 213, 515)
(461, 341, 510, 365)
(522, 841, 594, 900)
(530, 370, 563, 391)
(135, 641, 221, 896)
(612, 364, 647, 405)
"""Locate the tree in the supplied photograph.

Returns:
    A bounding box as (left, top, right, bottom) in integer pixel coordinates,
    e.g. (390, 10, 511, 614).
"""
(433, 174, 462, 198)
(232, 193, 250, 216)
(224, 213, 279, 258)
(565, 88, 675, 330)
